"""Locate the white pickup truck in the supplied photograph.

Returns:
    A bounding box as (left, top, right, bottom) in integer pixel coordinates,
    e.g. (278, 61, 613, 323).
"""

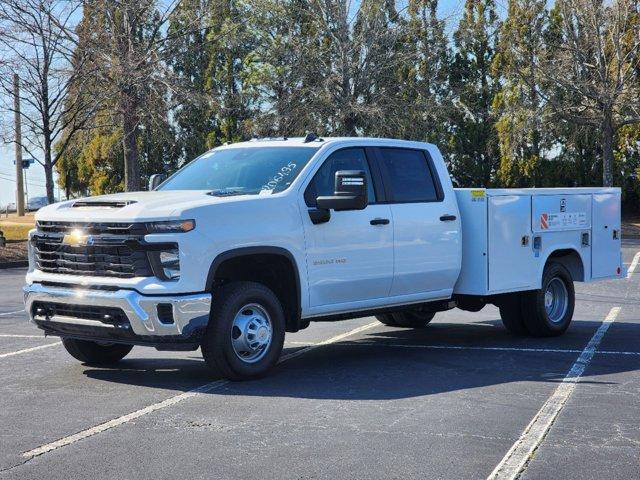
(24, 136, 625, 379)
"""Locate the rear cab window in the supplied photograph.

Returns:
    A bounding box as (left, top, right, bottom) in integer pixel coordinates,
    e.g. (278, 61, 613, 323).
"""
(376, 148, 442, 203)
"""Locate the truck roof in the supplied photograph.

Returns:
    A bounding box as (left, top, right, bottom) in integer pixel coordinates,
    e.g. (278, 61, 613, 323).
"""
(213, 137, 435, 149)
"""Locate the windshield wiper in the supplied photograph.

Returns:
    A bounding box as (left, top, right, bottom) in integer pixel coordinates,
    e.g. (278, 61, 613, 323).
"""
(207, 188, 251, 197)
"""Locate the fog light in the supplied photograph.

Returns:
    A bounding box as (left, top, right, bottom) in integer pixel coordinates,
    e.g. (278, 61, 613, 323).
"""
(159, 249, 180, 280)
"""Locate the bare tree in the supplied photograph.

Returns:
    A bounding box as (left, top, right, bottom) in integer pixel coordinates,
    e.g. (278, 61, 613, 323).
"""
(533, 0, 640, 186)
(0, 0, 100, 202)
(69, 0, 192, 191)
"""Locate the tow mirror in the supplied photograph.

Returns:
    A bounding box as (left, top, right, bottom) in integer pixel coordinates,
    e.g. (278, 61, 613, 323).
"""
(316, 170, 368, 212)
(148, 173, 167, 191)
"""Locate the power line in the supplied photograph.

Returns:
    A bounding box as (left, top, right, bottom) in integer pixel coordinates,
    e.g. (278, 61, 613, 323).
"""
(0, 174, 47, 189)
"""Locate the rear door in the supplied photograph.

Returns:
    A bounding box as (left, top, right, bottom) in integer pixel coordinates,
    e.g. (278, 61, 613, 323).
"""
(592, 192, 622, 279)
(375, 147, 461, 299)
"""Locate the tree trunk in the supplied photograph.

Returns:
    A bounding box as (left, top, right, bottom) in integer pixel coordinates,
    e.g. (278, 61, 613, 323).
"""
(121, 92, 140, 191)
(43, 137, 55, 203)
(601, 114, 614, 187)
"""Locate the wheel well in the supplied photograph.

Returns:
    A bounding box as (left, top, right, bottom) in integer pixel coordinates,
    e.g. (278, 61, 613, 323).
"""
(207, 250, 301, 332)
(547, 249, 584, 281)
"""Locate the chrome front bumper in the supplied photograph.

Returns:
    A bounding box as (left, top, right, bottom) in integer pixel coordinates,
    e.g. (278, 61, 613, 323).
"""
(23, 283, 211, 338)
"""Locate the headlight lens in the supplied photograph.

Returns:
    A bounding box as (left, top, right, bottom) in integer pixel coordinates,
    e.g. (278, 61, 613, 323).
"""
(147, 220, 195, 233)
(159, 249, 180, 280)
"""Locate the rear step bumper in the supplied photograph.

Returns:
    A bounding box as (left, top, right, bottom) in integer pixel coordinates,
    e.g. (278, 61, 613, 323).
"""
(23, 283, 212, 342)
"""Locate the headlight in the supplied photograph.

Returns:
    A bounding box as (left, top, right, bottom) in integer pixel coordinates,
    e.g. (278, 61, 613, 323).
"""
(147, 220, 195, 233)
(158, 248, 180, 280)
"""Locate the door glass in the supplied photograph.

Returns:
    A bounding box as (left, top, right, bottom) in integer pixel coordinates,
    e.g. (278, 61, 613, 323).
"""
(305, 148, 376, 207)
(378, 148, 439, 202)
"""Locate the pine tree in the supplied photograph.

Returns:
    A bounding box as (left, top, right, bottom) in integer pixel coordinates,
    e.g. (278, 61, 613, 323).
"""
(493, 0, 548, 187)
(448, 0, 501, 187)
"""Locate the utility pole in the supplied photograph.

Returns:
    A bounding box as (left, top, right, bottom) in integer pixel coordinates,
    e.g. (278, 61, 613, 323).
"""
(13, 74, 25, 217)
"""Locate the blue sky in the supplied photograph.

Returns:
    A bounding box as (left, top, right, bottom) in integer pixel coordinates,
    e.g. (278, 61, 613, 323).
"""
(0, 0, 495, 208)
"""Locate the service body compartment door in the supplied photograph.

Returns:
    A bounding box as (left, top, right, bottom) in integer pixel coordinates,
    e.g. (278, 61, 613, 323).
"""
(531, 194, 591, 233)
(488, 195, 537, 292)
(592, 193, 622, 279)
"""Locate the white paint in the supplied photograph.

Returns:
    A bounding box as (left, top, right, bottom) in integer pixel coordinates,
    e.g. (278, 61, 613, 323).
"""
(487, 306, 621, 480)
(0, 334, 46, 339)
(341, 342, 584, 355)
(628, 251, 640, 278)
(0, 342, 61, 359)
(0, 309, 25, 317)
(22, 320, 379, 460)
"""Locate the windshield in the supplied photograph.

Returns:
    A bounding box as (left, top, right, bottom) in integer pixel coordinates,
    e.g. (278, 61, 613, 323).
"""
(158, 146, 319, 195)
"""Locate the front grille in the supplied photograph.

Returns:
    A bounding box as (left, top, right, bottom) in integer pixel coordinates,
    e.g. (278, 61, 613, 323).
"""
(32, 222, 155, 278)
(31, 301, 130, 328)
(36, 221, 147, 236)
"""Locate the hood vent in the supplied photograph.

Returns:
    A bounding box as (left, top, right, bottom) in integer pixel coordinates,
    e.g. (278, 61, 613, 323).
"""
(72, 200, 137, 208)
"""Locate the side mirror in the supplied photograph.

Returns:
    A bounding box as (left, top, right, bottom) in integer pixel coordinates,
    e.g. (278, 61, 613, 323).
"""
(148, 173, 167, 191)
(316, 170, 368, 212)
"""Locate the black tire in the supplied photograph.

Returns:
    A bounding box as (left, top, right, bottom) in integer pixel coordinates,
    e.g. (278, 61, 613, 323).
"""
(498, 294, 529, 336)
(62, 338, 133, 365)
(376, 309, 436, 328)
(521, 262, 575, 337)
(201, 281, 285, 380)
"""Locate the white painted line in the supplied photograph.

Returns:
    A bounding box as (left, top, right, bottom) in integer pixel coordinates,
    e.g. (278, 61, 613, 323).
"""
(627, 251, 640, 277)
(0, 334, 46, 339)
(0, 309, 25, 317)
(0, 342, 62, 359)
(487, 306, 621, 480)
(339, 342, 584, 355)
(22, 320, 379, 460)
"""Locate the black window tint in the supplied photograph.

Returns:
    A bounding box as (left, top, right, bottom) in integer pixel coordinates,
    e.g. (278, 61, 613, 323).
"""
(378, 148, 439, 202)
(305, 148, 376, 206)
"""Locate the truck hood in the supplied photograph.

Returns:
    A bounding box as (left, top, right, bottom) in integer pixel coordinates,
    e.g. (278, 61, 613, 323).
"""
(34, 191, 236, 223)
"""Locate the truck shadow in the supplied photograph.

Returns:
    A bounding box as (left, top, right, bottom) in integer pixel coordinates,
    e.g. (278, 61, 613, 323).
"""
(83, 318, 640, 400)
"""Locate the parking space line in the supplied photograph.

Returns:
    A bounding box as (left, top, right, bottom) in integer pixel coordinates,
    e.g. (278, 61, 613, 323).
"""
(0, 342, 62, 359)
(0, 334, 47, 339)
(0, 309, 25, 317)
(21, 320, 379, 460)
(339, 342, 585, 355)
(628, 251, 640, 277)
(487, 306, 621, 480)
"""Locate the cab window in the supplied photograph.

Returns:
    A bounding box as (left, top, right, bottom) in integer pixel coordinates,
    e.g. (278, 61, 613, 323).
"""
(304, 148, 376, 207)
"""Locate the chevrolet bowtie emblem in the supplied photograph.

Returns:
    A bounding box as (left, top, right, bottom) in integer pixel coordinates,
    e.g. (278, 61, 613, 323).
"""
(62, 229, 93, 246)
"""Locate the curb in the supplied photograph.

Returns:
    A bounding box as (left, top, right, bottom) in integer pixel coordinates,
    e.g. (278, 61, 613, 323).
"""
(0, 260, 28, 269)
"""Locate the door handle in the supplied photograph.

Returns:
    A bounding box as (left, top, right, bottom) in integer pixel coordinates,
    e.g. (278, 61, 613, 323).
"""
(439, 214, 457, 222)
(370, 218, 390, 225)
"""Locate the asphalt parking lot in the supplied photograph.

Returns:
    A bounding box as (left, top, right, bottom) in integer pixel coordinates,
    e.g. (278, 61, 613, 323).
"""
(1, 241, 639, 479)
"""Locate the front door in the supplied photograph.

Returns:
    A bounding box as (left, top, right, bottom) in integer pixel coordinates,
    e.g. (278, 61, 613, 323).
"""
(301, 147, 393, 309)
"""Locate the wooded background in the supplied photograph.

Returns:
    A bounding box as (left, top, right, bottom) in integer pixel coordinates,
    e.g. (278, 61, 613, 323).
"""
(1, 0, 639, 211)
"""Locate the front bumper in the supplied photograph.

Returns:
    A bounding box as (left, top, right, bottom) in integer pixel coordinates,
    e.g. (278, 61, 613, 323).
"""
(23, 283, 211, 347)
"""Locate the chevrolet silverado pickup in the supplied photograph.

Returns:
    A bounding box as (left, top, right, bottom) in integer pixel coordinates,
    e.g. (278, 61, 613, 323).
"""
(24, 136, 625, 379)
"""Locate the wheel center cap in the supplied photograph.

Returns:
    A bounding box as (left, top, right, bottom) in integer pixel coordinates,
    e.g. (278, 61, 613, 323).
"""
(257, 326, 269, 342)
(545, 291, 553, 308)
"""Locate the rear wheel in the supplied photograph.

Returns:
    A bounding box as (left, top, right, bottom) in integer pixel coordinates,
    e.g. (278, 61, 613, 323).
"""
(498, 295, 529, 336)
(376, 309, 436, 328)
(201, 281, 285, 380)
(62, 338, 133, 365)
(521, 262, 575, 337)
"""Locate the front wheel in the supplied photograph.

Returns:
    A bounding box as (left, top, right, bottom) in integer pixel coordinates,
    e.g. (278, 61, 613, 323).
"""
(521, 262, 575, 337)
(201, 281, 285, 380)
(62, 338, 133, 365)
(376, 309, 436, 328)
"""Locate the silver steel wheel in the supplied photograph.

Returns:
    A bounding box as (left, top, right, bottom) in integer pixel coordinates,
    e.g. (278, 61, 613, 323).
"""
(230, 303, 273, 364)
(544, 277, 568, 324)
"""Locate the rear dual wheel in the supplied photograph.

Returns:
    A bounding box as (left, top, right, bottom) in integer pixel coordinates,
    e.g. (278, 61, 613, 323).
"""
(499, 262, 575, 337)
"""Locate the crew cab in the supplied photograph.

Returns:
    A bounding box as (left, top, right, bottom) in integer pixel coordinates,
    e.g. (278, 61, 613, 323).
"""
(23, 137, 625, 379)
